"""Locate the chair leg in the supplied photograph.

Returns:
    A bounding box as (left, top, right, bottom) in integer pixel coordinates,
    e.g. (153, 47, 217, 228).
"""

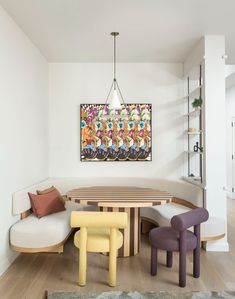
(193, 226, 201, 278)
(78, 228, 87, 286)
(166, 251, 173, 268)
(109, 249, 117, 287)
(193, 247, 200, 278)
(151, 246, 158, 276)
(179, 250, 186, 287)
(109, 228, 117, 287)
(179, 231, 187, 288)
(78, 247, 87, 286)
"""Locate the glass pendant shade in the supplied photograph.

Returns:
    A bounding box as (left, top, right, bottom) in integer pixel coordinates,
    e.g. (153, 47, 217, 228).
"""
(103, 32, 128, 118)
(109, 88, 122, 110)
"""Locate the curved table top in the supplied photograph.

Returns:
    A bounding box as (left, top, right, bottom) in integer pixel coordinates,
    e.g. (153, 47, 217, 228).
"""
(67, 186, 172, 208)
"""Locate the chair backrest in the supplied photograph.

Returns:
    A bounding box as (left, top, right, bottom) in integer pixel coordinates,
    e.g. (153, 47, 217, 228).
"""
(71, 211, 128, 229)
(171, 208, 209, 231)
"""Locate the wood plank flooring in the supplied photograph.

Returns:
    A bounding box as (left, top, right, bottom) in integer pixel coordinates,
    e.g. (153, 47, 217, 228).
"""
(0, 199, 235, 299)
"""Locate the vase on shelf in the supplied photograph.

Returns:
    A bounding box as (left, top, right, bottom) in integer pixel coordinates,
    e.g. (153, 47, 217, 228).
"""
(188, 128, 198, 133)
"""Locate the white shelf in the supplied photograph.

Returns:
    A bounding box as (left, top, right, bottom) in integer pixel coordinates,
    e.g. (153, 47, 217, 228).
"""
(182, 176, 205, 189)
(184, 150, 203, 155)
(185, 130, 203, 135)
(184, 108, 201, 117)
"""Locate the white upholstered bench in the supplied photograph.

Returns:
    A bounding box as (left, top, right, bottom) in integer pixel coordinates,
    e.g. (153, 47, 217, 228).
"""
(136, 178, 225, 242)
(140, 203, 225, 242)
(10, 181, 96, 253)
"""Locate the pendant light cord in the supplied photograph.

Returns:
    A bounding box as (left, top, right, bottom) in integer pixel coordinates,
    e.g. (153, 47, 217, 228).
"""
(104, 31, 128, 114)
(114, 33, 116, 87)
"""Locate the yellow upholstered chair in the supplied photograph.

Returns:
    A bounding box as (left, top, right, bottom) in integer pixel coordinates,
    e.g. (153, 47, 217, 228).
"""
(70, 211, 127, 287)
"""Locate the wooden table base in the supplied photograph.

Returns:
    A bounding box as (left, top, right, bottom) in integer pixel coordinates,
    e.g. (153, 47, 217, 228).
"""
(100, 206, 140, 257)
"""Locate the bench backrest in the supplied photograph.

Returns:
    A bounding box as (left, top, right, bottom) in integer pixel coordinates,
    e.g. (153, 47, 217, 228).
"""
(48, 177, 203, 207)
(12, 180, 55, 216)
(12, 177, 203, 216)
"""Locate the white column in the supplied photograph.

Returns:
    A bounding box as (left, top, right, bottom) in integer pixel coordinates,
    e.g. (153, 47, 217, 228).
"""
(203, 36, 229, 251)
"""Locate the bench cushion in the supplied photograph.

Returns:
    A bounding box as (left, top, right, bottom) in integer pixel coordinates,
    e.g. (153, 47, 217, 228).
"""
(140, 203, 191, 227)
(140, 204, 225, 240)
(10, 201, 83, 249)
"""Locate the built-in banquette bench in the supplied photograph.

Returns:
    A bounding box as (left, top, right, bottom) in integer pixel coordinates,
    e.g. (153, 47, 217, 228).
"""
(10, 177, 225, 253)
(10, 180, 97, 253)
(139, 180, 226, 242)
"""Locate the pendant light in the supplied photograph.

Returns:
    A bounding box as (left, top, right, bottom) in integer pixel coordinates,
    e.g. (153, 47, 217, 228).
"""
(103, 32, 128, 118)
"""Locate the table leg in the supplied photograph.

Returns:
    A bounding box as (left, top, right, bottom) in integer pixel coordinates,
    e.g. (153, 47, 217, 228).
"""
(100, 206, 140, 257)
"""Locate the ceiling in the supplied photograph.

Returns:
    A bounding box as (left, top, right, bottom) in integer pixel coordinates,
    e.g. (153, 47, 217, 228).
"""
(1, 0, 235, 63)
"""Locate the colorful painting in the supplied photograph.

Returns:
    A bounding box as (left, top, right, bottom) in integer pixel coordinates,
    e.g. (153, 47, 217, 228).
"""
(80, 104, 152, 161)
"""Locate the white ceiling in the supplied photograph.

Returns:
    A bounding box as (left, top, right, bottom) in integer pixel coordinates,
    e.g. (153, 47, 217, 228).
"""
(1, 0, 235, 63)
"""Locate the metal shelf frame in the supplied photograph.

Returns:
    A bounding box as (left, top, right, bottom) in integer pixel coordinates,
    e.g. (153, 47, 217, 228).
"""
(185, 65, 204, 187)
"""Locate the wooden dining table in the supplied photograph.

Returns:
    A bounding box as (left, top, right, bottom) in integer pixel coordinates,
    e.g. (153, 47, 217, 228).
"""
(67, 186, 172, 257)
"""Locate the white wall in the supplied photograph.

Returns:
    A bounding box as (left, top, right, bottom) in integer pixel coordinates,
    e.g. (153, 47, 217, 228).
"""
(226, 85, 235, 196)
(49, 63, 183, 179)
(0, 6, 49, 275)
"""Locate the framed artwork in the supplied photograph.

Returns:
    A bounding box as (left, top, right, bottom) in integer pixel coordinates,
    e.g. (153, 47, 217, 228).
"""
(80, 103, 152, 162)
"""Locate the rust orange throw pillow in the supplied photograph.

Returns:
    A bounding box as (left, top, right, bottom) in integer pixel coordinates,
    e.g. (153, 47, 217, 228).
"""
(28, 189, 65, 218)
(36, 185, 66, 204)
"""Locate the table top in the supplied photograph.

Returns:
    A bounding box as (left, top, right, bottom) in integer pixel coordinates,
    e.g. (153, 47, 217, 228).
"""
(67, 186, 172, 208)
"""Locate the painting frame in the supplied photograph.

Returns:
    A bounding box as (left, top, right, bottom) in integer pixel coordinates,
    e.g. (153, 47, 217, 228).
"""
(80, 103, 152, 162)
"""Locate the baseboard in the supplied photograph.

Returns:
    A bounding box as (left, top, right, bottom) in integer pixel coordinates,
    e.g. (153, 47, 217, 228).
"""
(0, 251, 19, 277)
(205, 239, 229, 252)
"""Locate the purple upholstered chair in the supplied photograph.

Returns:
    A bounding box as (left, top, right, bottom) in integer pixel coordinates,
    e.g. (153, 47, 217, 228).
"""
(149, 208, 209, 287)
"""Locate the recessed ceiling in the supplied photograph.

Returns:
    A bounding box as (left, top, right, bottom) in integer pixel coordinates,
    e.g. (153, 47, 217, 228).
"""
(1, 0, 235, 63)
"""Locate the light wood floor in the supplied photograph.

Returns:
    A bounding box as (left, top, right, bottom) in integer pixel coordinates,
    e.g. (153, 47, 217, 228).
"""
(1, 199, 235, 299)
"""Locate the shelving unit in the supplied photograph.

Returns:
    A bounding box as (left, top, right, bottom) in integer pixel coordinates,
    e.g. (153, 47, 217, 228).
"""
(183, 65, 204, 189)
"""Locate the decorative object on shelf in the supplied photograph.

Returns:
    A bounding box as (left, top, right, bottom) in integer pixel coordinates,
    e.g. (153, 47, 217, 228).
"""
(193, 142, 199, 152)
(80, 104, 152, 162)
(193, 142, 203, 153)
(103, 32, 128, 119)
(192, 97, 203, 109)
(187, 174, 202, 182)
(188, 128, 198, 133)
